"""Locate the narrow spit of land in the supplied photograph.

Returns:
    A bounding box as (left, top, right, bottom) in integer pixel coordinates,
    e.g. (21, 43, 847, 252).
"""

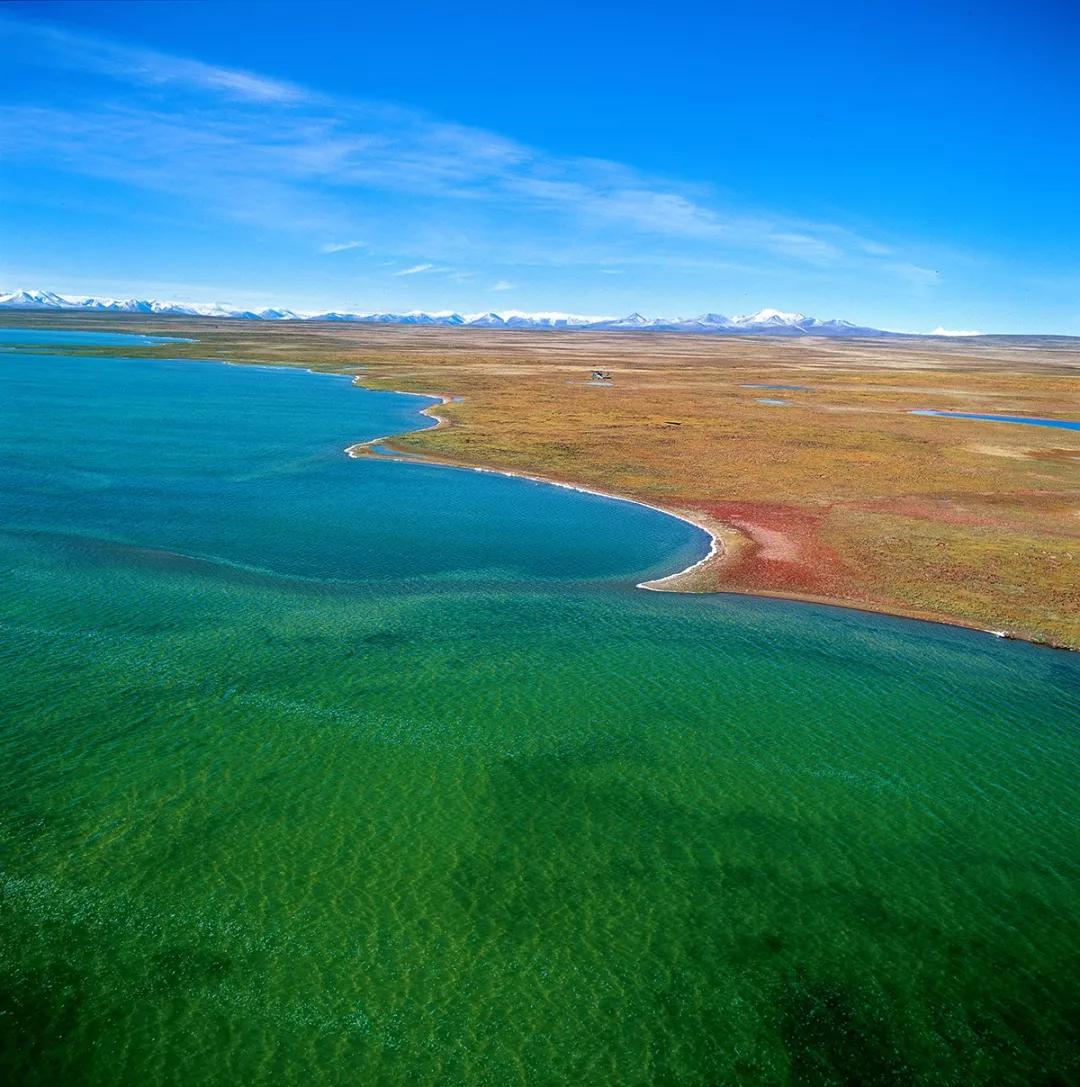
(7, 313, 1079, 648)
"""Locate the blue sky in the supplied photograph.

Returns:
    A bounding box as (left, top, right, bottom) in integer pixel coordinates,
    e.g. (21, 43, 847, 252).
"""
(1, 0, 1077, 332)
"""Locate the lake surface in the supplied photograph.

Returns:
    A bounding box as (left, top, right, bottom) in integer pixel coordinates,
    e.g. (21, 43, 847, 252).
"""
(2, 348, 1078, 1086)
(909, 408, 1080, 431)
(0, 326, 192, 346)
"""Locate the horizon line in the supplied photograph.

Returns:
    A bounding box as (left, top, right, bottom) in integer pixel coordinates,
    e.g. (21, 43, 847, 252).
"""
(0, 285, 996, 337)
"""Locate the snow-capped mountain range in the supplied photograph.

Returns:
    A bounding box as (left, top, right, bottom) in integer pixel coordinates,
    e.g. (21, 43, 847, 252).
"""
(0, 289, 893, 337)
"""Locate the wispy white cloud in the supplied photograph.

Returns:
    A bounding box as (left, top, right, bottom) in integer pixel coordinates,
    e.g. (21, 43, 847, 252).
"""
(893, 263, 941, 287)
(491, 280, 514, 291)
(930, 326, 983, 336)
(0, 12, 311, 104)
(393, 263, 436, 277)
(766, 233, 844, 264)
(0, 11, 948, 293)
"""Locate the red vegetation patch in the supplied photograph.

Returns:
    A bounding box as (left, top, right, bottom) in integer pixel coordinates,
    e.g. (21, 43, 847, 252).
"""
(692, 500, 850, 596)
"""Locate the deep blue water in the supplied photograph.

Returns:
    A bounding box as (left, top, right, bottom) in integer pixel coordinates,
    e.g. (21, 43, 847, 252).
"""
(909, 408, 1080, 431)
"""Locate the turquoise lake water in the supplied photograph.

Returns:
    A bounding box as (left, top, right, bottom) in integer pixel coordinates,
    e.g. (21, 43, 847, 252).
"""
(1, 345, 1078, 1085)
(0, 328, 193, 347)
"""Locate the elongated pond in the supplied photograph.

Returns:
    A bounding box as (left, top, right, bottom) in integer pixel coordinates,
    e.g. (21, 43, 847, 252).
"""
(909, 408, 1080, 431)
(1, 343, 1077, 1085)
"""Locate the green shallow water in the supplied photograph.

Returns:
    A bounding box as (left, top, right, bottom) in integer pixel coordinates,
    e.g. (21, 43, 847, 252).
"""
(1, 344, 1078, 1085)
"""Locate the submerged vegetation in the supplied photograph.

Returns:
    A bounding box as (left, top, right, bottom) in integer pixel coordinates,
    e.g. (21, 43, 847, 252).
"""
(1, 337, 1077, 1085)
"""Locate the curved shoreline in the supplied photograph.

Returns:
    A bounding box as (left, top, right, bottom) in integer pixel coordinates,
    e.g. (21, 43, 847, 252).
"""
(344, 389, 729, 591)
(345, 385, 1073, 652)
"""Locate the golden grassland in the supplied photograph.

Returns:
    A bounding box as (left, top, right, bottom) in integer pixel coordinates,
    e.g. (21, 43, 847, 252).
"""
(8, 313, 1079, 648)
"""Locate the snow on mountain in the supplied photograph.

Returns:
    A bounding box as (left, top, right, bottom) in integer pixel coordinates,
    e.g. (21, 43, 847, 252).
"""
(599, 312, 664, 329)
(734, 308, 807, 326)
(0, 289, 894, 337)
(652, 313, 735, 331)
(0, 289, 75, 308)
(149, 300, 199, 316)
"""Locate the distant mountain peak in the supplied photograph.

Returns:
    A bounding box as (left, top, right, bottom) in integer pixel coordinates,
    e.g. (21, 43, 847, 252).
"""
(734, 308, 807, 326)
(1, 288, 70, 308)
(0, 288, 895, 338)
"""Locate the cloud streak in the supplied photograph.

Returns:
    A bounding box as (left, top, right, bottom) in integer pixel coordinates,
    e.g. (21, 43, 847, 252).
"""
(0, 11, 947, 293)
(0, 12, 311, 104)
